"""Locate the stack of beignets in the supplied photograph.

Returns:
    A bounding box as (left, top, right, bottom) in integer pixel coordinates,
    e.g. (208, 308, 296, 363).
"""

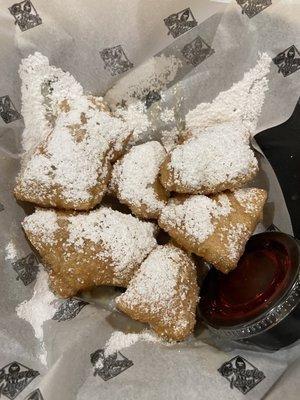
(17, 53, 267, 341)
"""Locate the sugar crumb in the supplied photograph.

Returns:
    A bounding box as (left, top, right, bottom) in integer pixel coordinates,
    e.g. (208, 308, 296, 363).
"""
(160, 108, 175, 124)
(16, 268, 57, 366)
(104, 330, 161, 356)
(5, 241, 18, 261)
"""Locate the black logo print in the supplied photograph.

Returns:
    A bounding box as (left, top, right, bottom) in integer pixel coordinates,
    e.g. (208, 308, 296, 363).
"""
(90, 349, 133, 381)
(0, 96, 21, 124)
(266, 223, 281, 232)
(273, 45, 300, 77)
(144, 91, 161, 108)
(52, 298, 88, 322)
(100, 45, 133, 76)
(0, 361, 39, 400)
(218, 356, 265, 394)
(9, 1, 42, 32)
(0, 202, 4, 212)
(236, 0, 272, 18)
(182, 36, 214, 67)
(24, 388, 44, 400)
(164, 8, 197, 38)
(11, 253, 39, 286)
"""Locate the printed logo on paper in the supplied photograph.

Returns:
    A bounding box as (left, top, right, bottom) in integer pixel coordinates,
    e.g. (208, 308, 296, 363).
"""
(182, 36, 214, 67)
(0, 202, 4, 212)
(273, 45, 300, 77)
(236, 0, 272, 18)
(90, 349, 133, 381)
(0, 361, 39, 400)
(24, 388, 44, 400)
(100, 45, 133, 76)
(164, 8, 197, 38)
(0, 96, 21, 124)
(266, 223, 281, 232)
(9, 1, 42, 32)
(144, 90, 161, 108)
(52, 298, 88, 322)
(12, 253, 39, 286)
(218, 355, 265, 394)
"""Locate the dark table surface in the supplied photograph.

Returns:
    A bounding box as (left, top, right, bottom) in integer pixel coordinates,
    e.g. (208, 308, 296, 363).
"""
(256, 100, 300, 239)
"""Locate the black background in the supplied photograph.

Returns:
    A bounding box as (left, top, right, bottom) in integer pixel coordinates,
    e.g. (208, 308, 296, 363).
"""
(256, 100, 300, 239)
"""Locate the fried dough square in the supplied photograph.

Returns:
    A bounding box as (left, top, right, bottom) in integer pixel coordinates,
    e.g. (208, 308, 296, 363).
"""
(158, 188, 267, 273)
(14, 119, 111, 210)
(116, 244, 199, 341)
(110, 141, 169, 219)
(15, 53, 131, 210)
(160, 121, 258, 195)
(22, 207, 157, 297)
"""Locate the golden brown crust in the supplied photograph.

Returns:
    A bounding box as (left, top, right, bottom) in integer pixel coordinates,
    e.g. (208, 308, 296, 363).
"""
(24, 218, 134, 298)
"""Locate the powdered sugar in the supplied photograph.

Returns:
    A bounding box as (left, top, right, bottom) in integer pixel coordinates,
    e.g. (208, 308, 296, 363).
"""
(104, 330, 160, 356)
(88, 107, 130, 157)
(186, 53, 271, 136)
(115, 101, 151, 143)
(105, 55, 182, 107)
(22, 209, 59, 245)
(160, 195, 231, 244)
(234, 188, 262, 213)
(167, 121, 257, 192)
(111, 141, 167, 214)
(217, 194, 232, 214)
(16, 268, 57, 365)
(160, 108, 175, 124)
(5, 241, 18, 261)
(66, 207, 157, 273)
(226, 223, 249, 261)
